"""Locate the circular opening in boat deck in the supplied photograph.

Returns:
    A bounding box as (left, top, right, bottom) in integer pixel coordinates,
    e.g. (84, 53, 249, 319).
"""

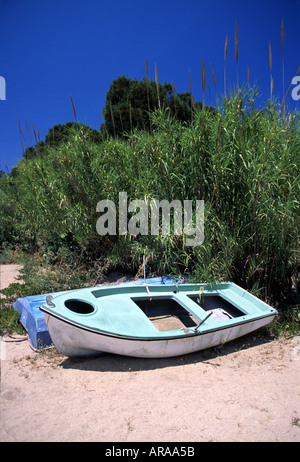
(64, 299, 95, 314)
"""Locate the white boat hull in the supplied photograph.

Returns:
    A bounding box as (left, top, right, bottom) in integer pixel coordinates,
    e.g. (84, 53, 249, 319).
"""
(44, 312, 275, 358)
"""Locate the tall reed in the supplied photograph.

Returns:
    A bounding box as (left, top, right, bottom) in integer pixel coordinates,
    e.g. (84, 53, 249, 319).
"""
(145, 57, 151, 114)
(210, 62, 217, 95)
(155, 63, 161, 110)
(110, 101, 116, 138)
(171, 81, 176, 115)
(202, 60, 206, 107)
(224, 35, 228, 96)
(145, 57, 153, 135)
(281, 18, 285, 104)
(269, 41, 273, 99)
(32, 125, 38, 145)
(69, 94, 77, 121)
(189, 68, 195, 111)
(235, 21, 239, 89)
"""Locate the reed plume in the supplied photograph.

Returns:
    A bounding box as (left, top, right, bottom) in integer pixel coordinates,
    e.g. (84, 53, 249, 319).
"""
(155, 63, 161, 110)
(189, 68, 195, 111)
(69, 94, 77, 121)
(129, 101, 133, 133)
(32, 125, 38, 145)
(281, 18, 285, 105)
(119, 110, 124, 132)
(210, 63, 217, 94)
(202, 60, 206, 107)
(269, 41, 273, 99)
(145, 57, 153, 134)
(172, 81, 176, 99)
(235, 21, 239, 89)
(172, 81, 177, 115)
(145, 57, 150, 114)
(17, 119, 24, 140)
(25, 120, 31, 143)
(109, 101, 116, 138)
(17, 119, 25, 154)
(207, 82, 211, 103)
(224, 35, 228, 96)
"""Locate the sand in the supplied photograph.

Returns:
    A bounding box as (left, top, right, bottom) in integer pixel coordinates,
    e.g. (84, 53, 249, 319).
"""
(0, 263, 24, 297)
(0, 264, 300, 442)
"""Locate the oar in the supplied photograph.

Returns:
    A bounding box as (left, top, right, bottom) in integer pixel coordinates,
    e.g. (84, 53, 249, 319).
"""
(143, 254, 152, 300)
(193, 311, 213, 332)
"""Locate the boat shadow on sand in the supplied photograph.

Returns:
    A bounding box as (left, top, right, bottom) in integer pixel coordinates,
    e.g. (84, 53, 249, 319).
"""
(59, 332, 275, 373)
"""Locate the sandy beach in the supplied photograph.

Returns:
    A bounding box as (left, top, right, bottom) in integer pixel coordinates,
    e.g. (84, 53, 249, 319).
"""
(1, 264, 299, 442)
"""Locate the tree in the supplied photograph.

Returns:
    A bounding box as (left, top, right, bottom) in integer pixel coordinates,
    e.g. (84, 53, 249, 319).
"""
(23, 146, 39, 160)
(23, 122, 103, 160)
(44, 122, 103, 146)
(100, 75, 200, 137)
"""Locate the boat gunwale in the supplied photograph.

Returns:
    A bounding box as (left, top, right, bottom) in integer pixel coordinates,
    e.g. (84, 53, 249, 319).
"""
(40, 304, 276, 342)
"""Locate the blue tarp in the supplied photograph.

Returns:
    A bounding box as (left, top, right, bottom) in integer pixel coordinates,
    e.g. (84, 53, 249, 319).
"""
(14, 277, 176, 350)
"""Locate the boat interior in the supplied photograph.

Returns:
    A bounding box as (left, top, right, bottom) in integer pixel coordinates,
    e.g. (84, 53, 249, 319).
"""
(131, 294, 244, 332)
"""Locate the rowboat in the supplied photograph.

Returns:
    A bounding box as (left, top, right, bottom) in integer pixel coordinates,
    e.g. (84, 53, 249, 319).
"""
(40, 282, 277, 358)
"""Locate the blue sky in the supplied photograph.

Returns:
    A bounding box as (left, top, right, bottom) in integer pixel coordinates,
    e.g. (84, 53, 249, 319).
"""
(0, 0, 299, 172)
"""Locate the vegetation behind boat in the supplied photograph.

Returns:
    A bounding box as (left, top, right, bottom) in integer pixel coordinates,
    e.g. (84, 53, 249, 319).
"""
(1, 247, 299, 340)
(1, 88, 299, 305)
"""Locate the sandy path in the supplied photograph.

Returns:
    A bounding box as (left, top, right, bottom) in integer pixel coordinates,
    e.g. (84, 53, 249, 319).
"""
(0, 263, 24, 297)
(0, 265, 299, 442)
